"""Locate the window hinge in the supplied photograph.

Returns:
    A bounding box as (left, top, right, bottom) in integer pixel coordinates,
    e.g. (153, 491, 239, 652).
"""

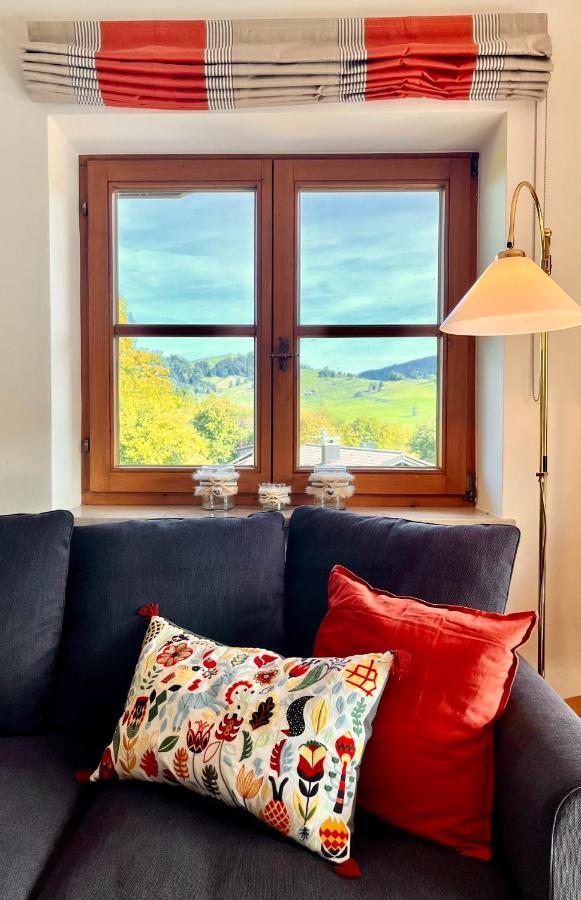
(81, 200, 88, 217)
(464, 471, 476, 503)
(82, 437, 90, 453)
(470, 154, 479, 178)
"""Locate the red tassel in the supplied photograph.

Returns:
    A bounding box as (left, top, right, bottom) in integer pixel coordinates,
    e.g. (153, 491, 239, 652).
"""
(137, 603, 160, 619)
(75, 769, 93, 784)
(391, 650, 412, 681)
(335, 858, 362, 878)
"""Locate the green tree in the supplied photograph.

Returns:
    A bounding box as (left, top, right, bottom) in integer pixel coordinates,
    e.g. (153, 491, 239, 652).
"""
(409, 418, 437, 464)
(191, 394, 251, 463)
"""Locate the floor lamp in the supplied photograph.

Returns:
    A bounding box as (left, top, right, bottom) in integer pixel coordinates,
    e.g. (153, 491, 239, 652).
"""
(441, 181, 581, 677)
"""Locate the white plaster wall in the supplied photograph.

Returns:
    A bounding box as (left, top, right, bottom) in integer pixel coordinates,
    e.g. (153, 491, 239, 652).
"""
(475, 117, 508, 518)
(529, 0, 581, 693)
(0, 18, 51, 510)
(48, 121, 81, 509)
(0, 0, 580, 694)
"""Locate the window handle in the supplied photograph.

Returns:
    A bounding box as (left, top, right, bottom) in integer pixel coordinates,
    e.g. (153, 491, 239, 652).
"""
(268, 337, 298, 372)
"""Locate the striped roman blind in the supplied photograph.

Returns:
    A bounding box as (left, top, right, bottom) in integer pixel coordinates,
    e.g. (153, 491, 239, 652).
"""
(21, 14, 552, 110)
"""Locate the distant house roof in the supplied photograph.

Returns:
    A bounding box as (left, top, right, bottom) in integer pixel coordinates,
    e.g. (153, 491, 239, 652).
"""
(231, 444, 432, 468)
(299, 445, 432, 468)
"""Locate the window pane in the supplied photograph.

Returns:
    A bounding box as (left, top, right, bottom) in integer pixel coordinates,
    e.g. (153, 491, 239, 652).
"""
(299, 191, 440, 325)
(299, 337, 438, 468)
(117, 336, 255, 467)
(116, 191, 255, 325)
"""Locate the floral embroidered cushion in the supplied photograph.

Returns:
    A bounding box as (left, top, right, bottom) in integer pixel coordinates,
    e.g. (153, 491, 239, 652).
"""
(90, 614, 393, 866)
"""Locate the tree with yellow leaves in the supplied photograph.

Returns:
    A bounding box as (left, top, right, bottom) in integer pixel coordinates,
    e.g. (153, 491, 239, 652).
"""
(117, 298, 209, 465)
(118, 338, 210, 465)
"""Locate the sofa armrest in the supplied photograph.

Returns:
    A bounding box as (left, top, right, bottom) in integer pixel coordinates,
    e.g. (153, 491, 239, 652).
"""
(495, 659, 581, 899)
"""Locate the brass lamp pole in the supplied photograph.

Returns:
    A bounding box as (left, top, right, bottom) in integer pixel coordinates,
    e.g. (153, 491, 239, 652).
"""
(441, 181, 581, 678)
(501, 182, 550, 677)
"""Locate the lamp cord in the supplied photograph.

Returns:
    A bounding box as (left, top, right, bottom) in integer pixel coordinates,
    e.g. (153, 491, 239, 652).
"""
(536, 93, 550, 678)
(531, 93, 549, 403)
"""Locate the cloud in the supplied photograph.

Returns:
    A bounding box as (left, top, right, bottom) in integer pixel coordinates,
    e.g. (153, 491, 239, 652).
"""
(118, 188, 441, 369)
(299, 190, 440, 325)
(118, 191, 255, 325)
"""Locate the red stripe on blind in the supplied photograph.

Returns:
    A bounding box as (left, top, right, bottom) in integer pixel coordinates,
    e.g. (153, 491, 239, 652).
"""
(96, 20, 209, 109)
(364, 16, 477, 100)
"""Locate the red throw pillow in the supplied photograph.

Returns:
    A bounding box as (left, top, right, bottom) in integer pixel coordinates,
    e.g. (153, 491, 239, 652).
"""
(314, 565, 536, 861)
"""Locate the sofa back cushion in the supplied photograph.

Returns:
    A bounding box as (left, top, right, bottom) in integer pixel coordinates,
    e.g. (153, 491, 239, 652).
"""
(0, 510, 74, 734)
(285, 507, 520, 657)
(54, 514, 285, 735)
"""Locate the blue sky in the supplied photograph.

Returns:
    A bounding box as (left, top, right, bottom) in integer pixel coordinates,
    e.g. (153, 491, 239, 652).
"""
(119, 189, 440, 374)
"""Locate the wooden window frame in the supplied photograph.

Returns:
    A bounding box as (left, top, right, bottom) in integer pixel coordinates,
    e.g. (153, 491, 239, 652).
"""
(80, 154, 476, 507)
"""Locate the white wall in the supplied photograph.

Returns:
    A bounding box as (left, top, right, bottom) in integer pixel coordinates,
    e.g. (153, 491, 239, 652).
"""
(48, 121, 81, 509)
(0, 0, 580, 695)
(0, 17, 51, 510)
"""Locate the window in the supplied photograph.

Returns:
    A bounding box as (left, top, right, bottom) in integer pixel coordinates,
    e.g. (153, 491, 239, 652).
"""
(81, 155, 476, 505)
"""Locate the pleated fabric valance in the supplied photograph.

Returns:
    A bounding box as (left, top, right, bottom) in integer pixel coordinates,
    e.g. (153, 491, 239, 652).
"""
(22, 14, 552, 110)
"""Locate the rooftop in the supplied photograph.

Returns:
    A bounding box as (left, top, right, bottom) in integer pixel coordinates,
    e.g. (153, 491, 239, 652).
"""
(232, 444, 431, 469)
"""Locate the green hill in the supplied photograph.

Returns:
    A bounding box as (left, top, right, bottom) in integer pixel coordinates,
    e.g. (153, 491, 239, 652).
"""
(162, 351, 436, 427)
(359, 355, 437, 381)
(299, 368, 435, 424)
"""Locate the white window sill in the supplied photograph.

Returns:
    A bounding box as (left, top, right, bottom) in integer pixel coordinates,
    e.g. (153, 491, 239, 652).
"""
(71, 504, 514, 527)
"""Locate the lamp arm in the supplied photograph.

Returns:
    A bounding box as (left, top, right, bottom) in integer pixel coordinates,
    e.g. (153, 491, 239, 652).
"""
(505, 180, 552, 275)
(503, 180, 550, 678)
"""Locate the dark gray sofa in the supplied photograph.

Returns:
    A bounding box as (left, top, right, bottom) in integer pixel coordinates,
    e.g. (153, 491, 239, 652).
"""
(1, 506, 580, 900)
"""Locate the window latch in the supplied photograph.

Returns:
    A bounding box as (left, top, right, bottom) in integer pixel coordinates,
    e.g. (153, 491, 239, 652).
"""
(268, 337, 298, 372)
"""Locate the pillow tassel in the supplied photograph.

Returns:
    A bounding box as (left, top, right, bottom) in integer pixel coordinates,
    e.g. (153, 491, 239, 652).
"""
(137, 603, 160, 619)
(75, 769, 93, 783)
(335, 858, 362, 878)
(391, 650, 412, 681)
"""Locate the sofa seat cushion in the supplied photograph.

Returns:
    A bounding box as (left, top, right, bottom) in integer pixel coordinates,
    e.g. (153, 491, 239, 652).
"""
(37, 783, 513, 900)
(0, 510, 74, 733)
(55, 514, 286, 737)
(0, 734, 99, 900)
(285, 507, 521, 657)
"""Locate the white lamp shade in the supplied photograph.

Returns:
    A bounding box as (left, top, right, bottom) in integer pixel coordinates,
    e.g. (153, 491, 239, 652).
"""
(440, 255, 581, 336)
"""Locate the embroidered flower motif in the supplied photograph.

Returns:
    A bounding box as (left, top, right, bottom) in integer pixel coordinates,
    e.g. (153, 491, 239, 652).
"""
(254, 668, 278, 686)
(187, 719, 213, 754)
(225, 680, 253, 705)
(98, 747, 117, 780)
(254, 653, 277, 668)
(297, 741, 326, 783)
(295, 741, 327, 840)
(319, 817, 350, 860)
(215, 713, 243, 742)
(287, 661, 311, 678)
(156, 642, 193, 667)
(333, 732, 356, 813)
(236, 765, 264, 801)
(126, 695, 148, 737)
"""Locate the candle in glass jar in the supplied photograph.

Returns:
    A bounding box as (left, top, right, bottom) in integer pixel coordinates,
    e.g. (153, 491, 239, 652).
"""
(306, 466, 355, 510)
(258, 483, 291, 511)
(193, 465, 239, 511)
